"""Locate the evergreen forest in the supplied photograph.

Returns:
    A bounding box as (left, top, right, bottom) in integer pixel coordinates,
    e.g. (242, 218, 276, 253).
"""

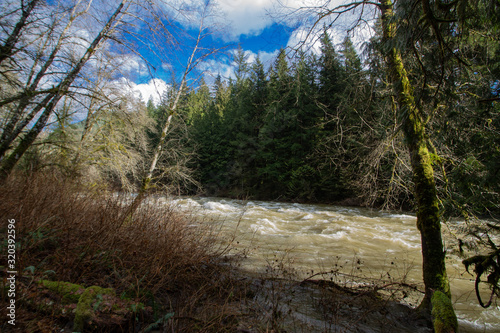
(2, 1, 498, 219)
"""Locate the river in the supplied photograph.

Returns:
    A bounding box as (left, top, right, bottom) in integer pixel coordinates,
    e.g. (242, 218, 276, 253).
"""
(165, 196, 499, 332)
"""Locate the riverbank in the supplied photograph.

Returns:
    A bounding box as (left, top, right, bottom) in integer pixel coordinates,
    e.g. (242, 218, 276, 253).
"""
(1, 267, 432, 333)
(0, 174, 437, 332)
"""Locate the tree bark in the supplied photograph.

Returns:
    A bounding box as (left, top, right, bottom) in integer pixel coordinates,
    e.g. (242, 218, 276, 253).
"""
(0, 0, 41, 65)
(378, 0, 457, 330)
(0, 0, 113, 160)
(0, 22, 69, 159)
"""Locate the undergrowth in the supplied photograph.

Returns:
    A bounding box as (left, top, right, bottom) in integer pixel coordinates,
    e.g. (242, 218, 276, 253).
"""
(0, 173, 244, 332)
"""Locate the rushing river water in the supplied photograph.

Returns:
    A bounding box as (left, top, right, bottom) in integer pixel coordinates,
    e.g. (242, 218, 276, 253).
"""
(164, 196, 499, 332)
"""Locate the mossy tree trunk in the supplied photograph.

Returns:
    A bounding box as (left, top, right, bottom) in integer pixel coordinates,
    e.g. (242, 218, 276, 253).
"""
(378, 0, 457, 329)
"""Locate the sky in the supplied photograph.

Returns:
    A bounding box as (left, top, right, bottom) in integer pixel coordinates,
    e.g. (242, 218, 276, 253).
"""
(121, 0, 377, 105)
(1, 0, 377, 107)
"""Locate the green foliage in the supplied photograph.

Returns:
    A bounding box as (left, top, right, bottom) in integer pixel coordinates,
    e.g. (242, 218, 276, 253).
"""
(8, 0, 496, 218)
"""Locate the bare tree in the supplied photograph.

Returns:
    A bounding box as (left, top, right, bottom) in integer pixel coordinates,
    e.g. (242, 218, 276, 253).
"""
(39, 90, 152, 190)
(123, 0, 227, 217)
(0, 0, 42, 65)
(0, 0, 131, 181)
(45, 56, 154, 189)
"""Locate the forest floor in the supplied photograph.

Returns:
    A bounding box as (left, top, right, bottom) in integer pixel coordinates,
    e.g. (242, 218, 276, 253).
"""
(0, 173, 433, 333)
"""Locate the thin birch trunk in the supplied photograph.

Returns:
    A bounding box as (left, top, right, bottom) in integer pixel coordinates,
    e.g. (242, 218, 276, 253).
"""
(0, 0, 41, 65)
(0, 0, 100, 159)
(124, 7, 209, 218)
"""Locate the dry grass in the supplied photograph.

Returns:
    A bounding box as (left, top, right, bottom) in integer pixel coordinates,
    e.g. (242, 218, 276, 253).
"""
(0, 172, 243, 332)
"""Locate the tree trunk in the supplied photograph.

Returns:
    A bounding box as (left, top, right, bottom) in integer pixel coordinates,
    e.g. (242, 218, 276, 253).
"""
(0, 21, 71, 159)
(378, 0, 457, 330)
(0, 0, 41, 65)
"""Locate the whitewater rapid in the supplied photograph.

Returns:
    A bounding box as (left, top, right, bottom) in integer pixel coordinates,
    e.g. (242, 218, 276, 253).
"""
(153, 196, 499, 332)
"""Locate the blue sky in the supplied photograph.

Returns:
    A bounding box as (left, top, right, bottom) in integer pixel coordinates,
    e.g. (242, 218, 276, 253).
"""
(124, 0, 376, 104)
(127, 1, 295, 103)
(2, 0, 376, 105)
(241, 23, 295, 58)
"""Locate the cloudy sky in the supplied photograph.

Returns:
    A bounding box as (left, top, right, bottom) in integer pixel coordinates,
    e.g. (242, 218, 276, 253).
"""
(125, 0, 377, 105)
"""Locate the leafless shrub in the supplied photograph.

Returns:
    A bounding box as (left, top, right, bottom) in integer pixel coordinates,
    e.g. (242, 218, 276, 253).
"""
(0, 172, 244, 331)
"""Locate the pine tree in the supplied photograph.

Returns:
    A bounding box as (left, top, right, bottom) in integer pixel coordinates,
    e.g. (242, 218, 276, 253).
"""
(317, 28, 344, 114)
(255, 49, 296, 199)
(190, 75, 232, 194)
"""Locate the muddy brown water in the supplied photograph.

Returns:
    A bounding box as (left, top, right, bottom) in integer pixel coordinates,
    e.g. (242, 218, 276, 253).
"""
(161, 196, 499, 332)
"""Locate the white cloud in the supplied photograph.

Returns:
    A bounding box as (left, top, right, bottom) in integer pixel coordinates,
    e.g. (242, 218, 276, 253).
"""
(114, 78, 169, 105)
(156, 0, 279, 41)
(284, 2, 377, 57)
(154, 0, 375, 48)
(245, 49, 279, 68)
(161, 63, 173, 71)
(117, 54, 149, 77)
(134, 79, 170, 105)
(349, 21, 376, 54)
(216, 0, 275, 39)
(212, 0, 378, 52)
(199, 58, 235, 82)
(286, 27, 325, 55)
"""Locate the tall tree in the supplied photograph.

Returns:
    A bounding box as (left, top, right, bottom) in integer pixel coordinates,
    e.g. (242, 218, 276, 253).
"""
(314, 30, 355, 201)
(257, 48, 295, 198)
(379, 0, 452, 312)
(340, 36, 362, 75)
(224, 48, 258, 196)
(190, 75, 231, 194)
(317, 28, 343, 114)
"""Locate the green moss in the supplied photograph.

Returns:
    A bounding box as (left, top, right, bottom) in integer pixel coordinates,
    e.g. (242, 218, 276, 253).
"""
(39, 280, 85, 304)
(73, 286, 115, 332)
(431, 291, 458, 333)
(38, 280, 144, 332)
